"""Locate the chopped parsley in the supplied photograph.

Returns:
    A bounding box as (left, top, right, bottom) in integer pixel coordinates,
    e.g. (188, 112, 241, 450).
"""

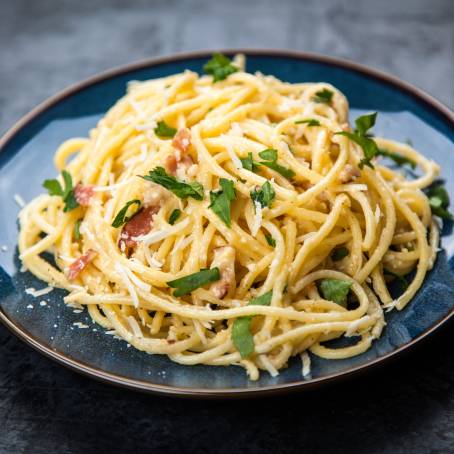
(331, 247, 349, 262)
(265, 234, 276, 247)
(231, 291, 273, 357)
(240, 152, 261, 172)
(73, 219, 82, 241)
(294, 118, 321, 127)
(203, 53, 238, 82)
(111, 199, 142, 228)
(377, 148, 416, 169)
(154, 121, 177, 138)
(43, 170, 79, 212)
(251, 181, 276, 209)
(335, 112, 379, 169)
(258, 148, 295, 179)
(320, 279, 352, 307)
(167, 268, 220, 297)
(168, 208, 182, 225)
(141, 167, 204, 200)
(426, 182, 453, 220)
(312, 89, 333, 104)
(209, 179, 236, 227)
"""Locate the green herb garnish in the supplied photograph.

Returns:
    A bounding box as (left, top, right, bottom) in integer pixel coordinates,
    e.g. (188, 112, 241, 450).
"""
(258, 148, 295, 179)
(232, 291, 273, 358)
(377, 148, 416, 169)
(141, 167, 204, 200)
(154, 121, 177, 138)
(295, 119, 321, 127)
(251, 181, 276, 209)
(265, 234, 276, 247)
(426, 183, 453, 220)
(73, 219, 82, 240)
(168, 209, 182, 225)
(240, 152, 261, 172)
(203, 53, 238, 82)
(43, 170, 79, 212)
(209, 179, 236, 227)
(336, 112, 379, 169)
(167, 268, 221, 297)
(313, 89, 333, 104)
(331, 247, 349, 261)
(111, 199, 142, 228)
(320, 279, 352, 307)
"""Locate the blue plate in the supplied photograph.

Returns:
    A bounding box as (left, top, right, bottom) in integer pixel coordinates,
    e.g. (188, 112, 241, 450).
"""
(1, 50, 453, 397)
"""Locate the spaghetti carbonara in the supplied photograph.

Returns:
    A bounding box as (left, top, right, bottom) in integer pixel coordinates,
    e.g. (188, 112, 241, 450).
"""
(18, 54, 448, 380)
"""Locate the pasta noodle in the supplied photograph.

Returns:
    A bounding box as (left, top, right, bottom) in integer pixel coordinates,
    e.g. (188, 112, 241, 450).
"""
(18, 54, 444, 380)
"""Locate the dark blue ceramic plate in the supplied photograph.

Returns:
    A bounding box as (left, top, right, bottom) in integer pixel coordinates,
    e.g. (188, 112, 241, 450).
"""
(1, 50, 453, 397)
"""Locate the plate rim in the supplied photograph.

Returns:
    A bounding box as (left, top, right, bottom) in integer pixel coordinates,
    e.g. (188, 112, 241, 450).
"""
(1, 48, 453, 398)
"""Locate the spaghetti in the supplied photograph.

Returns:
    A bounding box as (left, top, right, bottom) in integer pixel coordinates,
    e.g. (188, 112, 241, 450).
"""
(18, 54, 446, 380)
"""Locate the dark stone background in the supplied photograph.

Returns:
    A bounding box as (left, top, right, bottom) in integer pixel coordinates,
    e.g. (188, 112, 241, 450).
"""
(0, 1, 453, 452)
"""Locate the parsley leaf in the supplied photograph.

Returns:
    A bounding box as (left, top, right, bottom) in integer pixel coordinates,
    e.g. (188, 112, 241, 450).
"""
(167, 268, 220, 297)
(251, 181, 276, 209)
(209, 179, 236, 227)
(336, 112, 379, 169)
(265, 234, 276, 247)
(313, 89, 333, 104)
(294, 119, 321, 127)
(154, 121, 177, 138)
(43, 170, 79, 212)
(73, 219, 82, 241)
(258, 148, 295, 179)
(426, 183, 453, 220)
(331, 247, 349, 261)
(141, 167, 204, 200)
(111, 199, 142, 228)
(168, 209, 182, 225)
(203, 53, 238, 82)
(232, 291, 273, 358)
(377, 148, 416, 169)
(320, 279, 352, 307)
(384, 269, 408, 291)
(240, 152, 261, 172)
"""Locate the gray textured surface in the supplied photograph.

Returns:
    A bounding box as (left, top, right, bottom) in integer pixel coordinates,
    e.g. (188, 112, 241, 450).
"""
(0, 0, 454, 452)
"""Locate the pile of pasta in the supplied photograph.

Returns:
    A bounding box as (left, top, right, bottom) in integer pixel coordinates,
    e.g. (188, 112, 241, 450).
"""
(18, 54, 442, 380)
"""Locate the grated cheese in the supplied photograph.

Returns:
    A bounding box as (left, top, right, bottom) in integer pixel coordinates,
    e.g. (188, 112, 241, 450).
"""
(143, 246, 163, 269)
(26, 304, 33, 309)
(259, 355, 279, 377)
(93, 178, 134, 192)
(115, 262, 139, 308)
(225, 140, 243, 169)
(73, 322, 89, 329)
(345, 315, 371, 337)
(1, 245, 8, 252)
(128, 315, 143, 338)
(39, 301, 47, 306)
(123, 266, 151, 292)
(14, 194, 25, 208)
(301, 351, 312, 379)
(25, 286, 54, 298)
(251, 201, 262, 236)
(375, 205, 382, 224)
(133, 217, 190, 245)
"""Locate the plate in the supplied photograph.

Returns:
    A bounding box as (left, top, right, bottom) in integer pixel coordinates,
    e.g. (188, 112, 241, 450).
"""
(1, 50, 453, 397)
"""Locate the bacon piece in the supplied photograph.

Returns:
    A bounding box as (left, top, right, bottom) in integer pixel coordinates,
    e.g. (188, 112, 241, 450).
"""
(119, 206, 159, 249)
(209, 246, 236, 299)
(172, 128, 191, 154)
(67, 249, 97, 281)
(165, 154, 178, 176)
(74, 184, 95, 207)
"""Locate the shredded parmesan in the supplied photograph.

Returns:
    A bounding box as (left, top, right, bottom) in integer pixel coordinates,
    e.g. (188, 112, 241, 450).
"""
(133, 217, 190, 245)
(123, 266, 151, 292)
(301, 351, 311, 378)
(225, 141, 243, 169)
(345, 315, 371, 337)
(73, 322, 89, 329)
(14, 194, 25, 208)
(1, 245, 7, 252)
(375, 205, 382, 224)
(128, 316, 143, 338)
(25, 286, 54, 298)
(115, 262, 139, 308)
(259, 355, 279, 377)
